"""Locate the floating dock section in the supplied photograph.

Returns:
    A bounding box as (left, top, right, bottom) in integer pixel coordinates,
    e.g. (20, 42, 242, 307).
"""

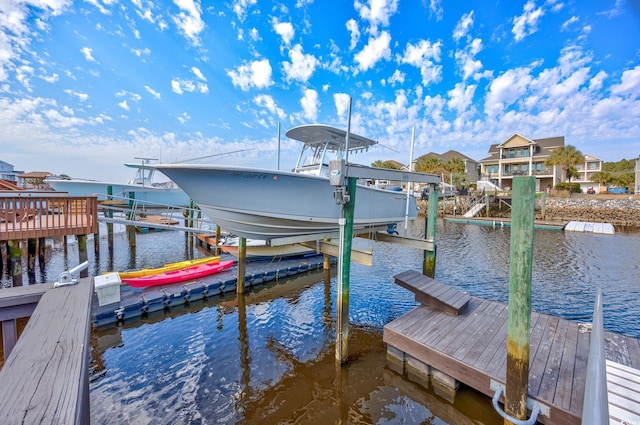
(93, 254, 331, 327)
(384, 270, 640, 425)
(564, 221, 615, 234)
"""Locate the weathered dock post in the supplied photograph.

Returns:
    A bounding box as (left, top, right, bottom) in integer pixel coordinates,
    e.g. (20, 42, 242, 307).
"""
(504, 176, 536, 424)
(423, 183, 438, 278)
(77, 234, 89, 278)
(214, 225, 221, 255)
(27, 238, 37, 284)
(106, 185, 114, 256)
(8, 240, 22, 287)
(336, 176, 356, 364)
(38, 237, 46, 280)
(237, 236, 246, 294)
(485, 193, 490, 217)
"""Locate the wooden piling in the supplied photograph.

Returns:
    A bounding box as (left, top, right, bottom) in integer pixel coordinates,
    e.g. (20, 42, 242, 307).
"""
(336, 177, 356, 364)
(485, 193, 490, 217)
(8, 240, 22, 287)
(237, 237, 246, 294)
(27, 238, 37, 284)
(505, 176, 536, 423)
(77, 235, 89, 278)
(38, 237, 45, 281)
(214, 225, 221, 255)
(423, 183, 438, 278)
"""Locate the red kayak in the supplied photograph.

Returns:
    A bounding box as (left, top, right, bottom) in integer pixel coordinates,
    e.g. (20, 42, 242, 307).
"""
(122, 260, 234, 288)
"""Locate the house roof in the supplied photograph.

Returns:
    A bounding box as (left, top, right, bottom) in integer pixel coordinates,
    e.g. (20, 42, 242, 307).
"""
(416, 150, 478, 163)
(17, 171, 52, 179)
(479, 135, 565, 162)
(0, 179, 20, 190)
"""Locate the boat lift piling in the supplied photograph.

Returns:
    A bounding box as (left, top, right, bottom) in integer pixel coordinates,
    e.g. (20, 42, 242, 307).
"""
(329, 157, 440, 365)
(424, 183, 439, 278)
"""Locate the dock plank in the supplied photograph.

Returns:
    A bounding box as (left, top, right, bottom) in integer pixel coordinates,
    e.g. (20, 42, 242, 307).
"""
(394, 270, 470, 315)
(0, 278, 93, 424)
(553, 321, 579, 412)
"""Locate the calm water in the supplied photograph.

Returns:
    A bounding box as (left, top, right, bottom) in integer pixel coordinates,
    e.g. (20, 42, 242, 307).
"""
(3, 220, 640, 424)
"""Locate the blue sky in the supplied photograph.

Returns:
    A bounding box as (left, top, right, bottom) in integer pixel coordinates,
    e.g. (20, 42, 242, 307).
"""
(1, 0, 639, 181)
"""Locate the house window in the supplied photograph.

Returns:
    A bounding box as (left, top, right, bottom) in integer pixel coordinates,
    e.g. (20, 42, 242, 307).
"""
(588, 162, 598, 170)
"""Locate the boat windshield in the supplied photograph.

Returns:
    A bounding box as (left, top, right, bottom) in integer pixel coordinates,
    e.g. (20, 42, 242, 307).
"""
(294, 142, 333, 176)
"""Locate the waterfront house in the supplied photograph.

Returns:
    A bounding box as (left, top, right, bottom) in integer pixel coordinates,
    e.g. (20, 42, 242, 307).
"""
(479, 133, 564, 192)
(414, 150, 479, 186)
(574, 154, 604, 194)
(0, 160, 23, 184)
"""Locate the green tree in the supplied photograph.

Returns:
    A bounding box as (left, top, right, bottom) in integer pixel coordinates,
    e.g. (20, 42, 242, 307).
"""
(371, 160, 401, 169)
(590, 171, 611, 186)
(566, 166, 580, 182)
(414, 156, 443, 174)
(544, 145, 584, 182)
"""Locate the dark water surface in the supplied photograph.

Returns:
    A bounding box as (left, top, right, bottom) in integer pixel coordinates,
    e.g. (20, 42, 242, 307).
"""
(3, 220, 639, 423)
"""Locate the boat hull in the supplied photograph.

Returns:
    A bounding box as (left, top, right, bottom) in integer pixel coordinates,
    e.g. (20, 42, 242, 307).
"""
(46, 179, 190, 206)
(122, 260, 234, 287)
(155, 164, 419, 240)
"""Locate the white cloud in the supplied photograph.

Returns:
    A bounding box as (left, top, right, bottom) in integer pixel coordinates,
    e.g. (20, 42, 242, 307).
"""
(561, 16, 579, 32)
(512, 0, 544, 42)
(354, 0, 399, 34)
(132, 47, 151, 57)
(191, 66, 206, 81)
(447, 82, 476, 112)
(354, 31, 391, 72)
(333, 93, 351, 120)
(273, 20, 295, 45)
(453, 11, 474, 42)
(177, 112, 190, 124)
(227, 59, 273, 91)
(300, 89, 318, 121)
(610, 65, 640, 97)
(282, 44, 318, 83)
(346, 19, 360, 50)
(398, 39, 442, 86)
(172, 0, 205, 45)
(170, 77, 208, 94)
(118, 99, 129, 110)
(81, 47, 95, 62)
(253, 94, 285, 119)
(388, 69, 405, 85)
(232, 0, 257, 21)
(64, 89, 89, 102)
(485, 67, 533, 116)
(144, 86, 161, 99)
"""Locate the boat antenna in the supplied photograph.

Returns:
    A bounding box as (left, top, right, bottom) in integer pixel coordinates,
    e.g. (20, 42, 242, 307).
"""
(175, 148, 255, 163)
(277, 122, 281, 171)
(345, 97, 352, 164)
(403, 126, 416, 234)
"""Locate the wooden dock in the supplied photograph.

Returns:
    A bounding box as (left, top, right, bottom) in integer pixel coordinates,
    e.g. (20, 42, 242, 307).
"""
(0, 277, 93, 424)
(384, 270, 640, 425)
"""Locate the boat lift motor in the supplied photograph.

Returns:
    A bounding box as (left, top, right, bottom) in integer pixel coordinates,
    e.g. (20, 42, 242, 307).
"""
(330, 159, 350, 205)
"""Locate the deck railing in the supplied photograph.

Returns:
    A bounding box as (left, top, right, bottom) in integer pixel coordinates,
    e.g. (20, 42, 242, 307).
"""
(0, 194, 98, 240)
(582, 287, 609, 423)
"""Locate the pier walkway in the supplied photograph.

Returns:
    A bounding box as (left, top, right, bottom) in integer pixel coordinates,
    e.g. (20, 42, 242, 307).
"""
(384, 270, 640, 425)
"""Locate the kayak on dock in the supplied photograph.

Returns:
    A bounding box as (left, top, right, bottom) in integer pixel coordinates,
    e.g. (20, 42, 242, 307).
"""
(118, 256, 220, 279)
(121, 260, 235, 288)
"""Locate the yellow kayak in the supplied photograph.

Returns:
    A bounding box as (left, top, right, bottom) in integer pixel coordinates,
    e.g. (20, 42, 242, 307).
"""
(118, 256, 220, 279)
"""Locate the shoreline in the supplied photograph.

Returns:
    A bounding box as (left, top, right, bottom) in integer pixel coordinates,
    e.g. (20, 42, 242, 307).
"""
(419, 194, 640, 231)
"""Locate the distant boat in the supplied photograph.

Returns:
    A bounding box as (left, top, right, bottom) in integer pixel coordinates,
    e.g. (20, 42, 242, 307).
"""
(121, 259, 234, 288)
(45, 157, 191, 207)
(117, 256, 219, 279)
(219, 236, 315, 258)
(156, 124, 419, 241)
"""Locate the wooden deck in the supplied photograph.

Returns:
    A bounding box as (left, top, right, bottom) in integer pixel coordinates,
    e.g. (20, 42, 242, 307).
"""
(384, 275, 640, 425)
(0, 195, 98, 240)
(0, 277, 93, 424)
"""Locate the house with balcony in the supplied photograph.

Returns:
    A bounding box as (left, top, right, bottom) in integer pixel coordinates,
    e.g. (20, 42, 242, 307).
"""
(479, 133, 564, 192)
(574, 154, 604, 193)
(0, 160, 24, 183)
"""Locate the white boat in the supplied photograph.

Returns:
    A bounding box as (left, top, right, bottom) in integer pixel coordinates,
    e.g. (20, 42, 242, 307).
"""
(45, 158, 191, 207)
(219, 236, 316, 258)
(155, 124, 419, 241)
